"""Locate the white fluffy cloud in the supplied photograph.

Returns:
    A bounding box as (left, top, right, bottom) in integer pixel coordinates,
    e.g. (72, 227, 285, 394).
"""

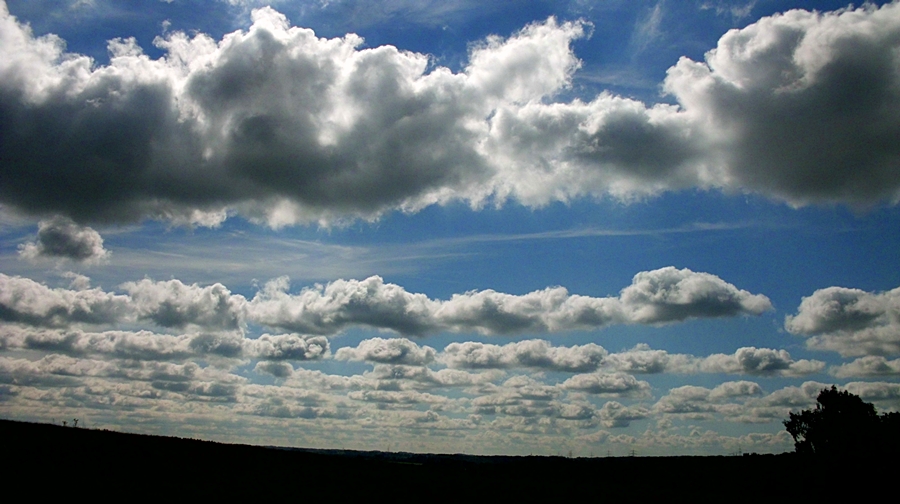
(0, 268, 770, 337)
(248, 267, 770, 336)
(0, 273, 130, 327)
(18, 216, 109, 263)
(2, 3, 900, 226)
(654, 381, 762, 417)
(122, 278, 246, 331)
(831, 356, 900, 378)
(786, 285, 900, 356)
(0, 325, 328, 363)
(561, 372, 651, 397)
(600, 344, 823, 377)
(598, 400, 650, 428)
(334, 337, 436, 365)
(697, 347, 825, 376)
(440, 339, 607, 372)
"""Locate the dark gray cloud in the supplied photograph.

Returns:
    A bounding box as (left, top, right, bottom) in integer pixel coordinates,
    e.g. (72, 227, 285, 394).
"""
(18, 216, 109, 263)
(2, 4, 899, 227)
(254, 361, 294, 378)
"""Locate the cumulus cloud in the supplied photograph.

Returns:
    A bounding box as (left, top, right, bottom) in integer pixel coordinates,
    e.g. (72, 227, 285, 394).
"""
(249, 267, 769, 337)
(244, 333, 330, 361)
(698, 347, 825, 377)
(598, 400, 650, 428)
(334, 337, 436, 365)
(601, 344, 691, 374)
(2, 3, 900, 226)
(254, 360, 294, 378)
(0, 326, 328, 363)
(831, 356, 900, 378)
(0, 273, 130, 327)
(561, 372, 650, 397)
(785, 285, 900, 356)
(844, 381, 900, 403)
(440, 339, 607, 372)
(654, 381, 762, 417)
(600, 344, 823, 377)
(617, 267, 772, 324)
(121, 278, 246, 331)
(18, 216, 109, 263)
(1, 268, 768, 337)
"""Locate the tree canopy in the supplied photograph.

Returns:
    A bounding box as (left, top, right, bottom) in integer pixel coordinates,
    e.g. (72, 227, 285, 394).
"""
(784, 386, 900, 456)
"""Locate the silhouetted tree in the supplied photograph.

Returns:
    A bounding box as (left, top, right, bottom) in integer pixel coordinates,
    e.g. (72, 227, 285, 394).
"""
(783, 386, 897, 456)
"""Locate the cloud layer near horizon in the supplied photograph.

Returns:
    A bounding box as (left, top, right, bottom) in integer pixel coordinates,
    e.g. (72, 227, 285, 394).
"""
(2, 2, 900, 227)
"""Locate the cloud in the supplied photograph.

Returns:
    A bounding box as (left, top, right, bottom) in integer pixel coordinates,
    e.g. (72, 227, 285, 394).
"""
(2, 3, 900, 226)
(244, 333, 330, 361)
(700, 1, 755, 20)
(248, 267, 770, 337)
(601, 344, 823, 377)
(18, 216, 109, 263)
(663, 2, 900, 207)
(654, 381, 762, 416)
(832, 356, 900, 378)
(698, 347, 825, 377)
(439, 339, 607, 372)
(365, 364, 502, 389)
(254, 360, 294, 378)
(1, 268, 768, 337)
(785, 285, 900, 356)
(599, 401, 650, 428)
(601, 344, 691, 374)
(334, 337, 436, 365)
(844, 381, 900, 403)
(0, 273, 130, 327)
(561, 372, 651, 397)
(617, 267, 772, 323)
(121, 278, 246, 331)
(0, 325, 328, 363)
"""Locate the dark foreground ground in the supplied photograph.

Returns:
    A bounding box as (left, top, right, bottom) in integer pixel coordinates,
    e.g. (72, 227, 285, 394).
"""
(3, 419, 891, 500)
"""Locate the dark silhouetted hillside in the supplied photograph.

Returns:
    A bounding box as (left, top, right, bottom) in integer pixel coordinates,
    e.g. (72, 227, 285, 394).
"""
(2, 419, 892, 501)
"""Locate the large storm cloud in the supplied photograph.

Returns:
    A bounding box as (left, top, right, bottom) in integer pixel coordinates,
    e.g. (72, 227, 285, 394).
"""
(1, 2, 899, 227)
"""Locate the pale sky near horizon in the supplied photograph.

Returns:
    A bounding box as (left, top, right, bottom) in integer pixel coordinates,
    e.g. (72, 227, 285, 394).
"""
(1, 0, 899, 456)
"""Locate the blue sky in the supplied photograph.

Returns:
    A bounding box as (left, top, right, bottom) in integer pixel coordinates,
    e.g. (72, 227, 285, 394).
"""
(1, 0, 899, 456)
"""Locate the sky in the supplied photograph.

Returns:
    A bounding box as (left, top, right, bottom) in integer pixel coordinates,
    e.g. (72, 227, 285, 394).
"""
(1, 0, 899, 456)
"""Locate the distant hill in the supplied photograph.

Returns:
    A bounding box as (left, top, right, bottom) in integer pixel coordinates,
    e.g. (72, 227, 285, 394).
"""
(2, 419, 890, 500)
